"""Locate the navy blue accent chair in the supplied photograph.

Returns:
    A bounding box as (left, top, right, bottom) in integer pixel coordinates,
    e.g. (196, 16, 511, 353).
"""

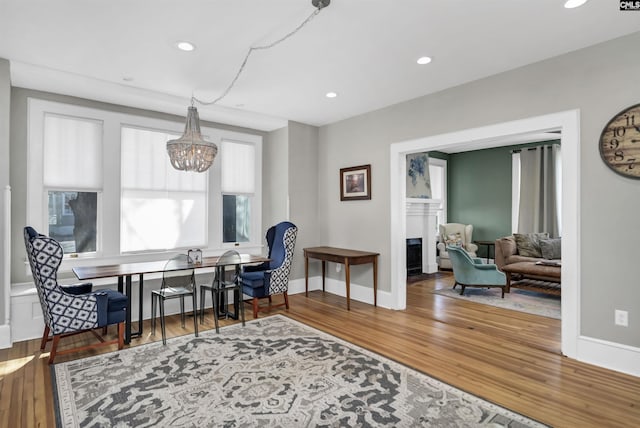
(23, 226, 127, 364)
(241, 221, 298, 318)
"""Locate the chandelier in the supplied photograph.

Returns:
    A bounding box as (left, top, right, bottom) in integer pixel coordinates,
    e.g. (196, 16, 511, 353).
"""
(166, 105, 218, 173)
(167, 0, 331, 172)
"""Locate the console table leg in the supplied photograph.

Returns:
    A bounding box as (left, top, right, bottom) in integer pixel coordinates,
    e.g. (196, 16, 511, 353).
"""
(345, 258, 351, 310)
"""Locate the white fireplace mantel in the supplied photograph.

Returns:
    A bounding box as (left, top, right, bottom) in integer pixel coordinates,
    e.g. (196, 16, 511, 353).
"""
(406, 199, 441, 273)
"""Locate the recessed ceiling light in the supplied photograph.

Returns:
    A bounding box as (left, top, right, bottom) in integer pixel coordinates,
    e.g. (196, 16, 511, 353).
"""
(326, 92, 337, 98)
(176, 41, 195, 52)
(564, 0, 588, 8)
(417, 56, 432, 65)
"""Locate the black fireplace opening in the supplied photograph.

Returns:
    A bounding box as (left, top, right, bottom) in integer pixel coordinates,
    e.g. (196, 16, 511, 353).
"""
(406, 238, 422, 276)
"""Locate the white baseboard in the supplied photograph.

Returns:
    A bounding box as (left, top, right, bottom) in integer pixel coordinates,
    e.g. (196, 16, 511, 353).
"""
(288, 276, 394, 309)
(577, 335, 640, 377)
(0, 324, 11, 349)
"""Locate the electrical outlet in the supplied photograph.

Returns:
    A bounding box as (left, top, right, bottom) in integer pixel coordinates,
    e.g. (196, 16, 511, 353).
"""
(615, 310, 629, 327)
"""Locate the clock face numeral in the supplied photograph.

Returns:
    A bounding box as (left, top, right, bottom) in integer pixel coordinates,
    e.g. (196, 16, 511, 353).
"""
(627, 159, 636, 171)
(612, 126, 626, 138)
(599, 104, 640, 179)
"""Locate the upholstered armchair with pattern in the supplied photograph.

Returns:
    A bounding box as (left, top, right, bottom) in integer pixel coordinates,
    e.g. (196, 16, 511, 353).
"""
(437, 223, 478, 269)
(24, 226, 127, 363)
(240, 221, 298, 318)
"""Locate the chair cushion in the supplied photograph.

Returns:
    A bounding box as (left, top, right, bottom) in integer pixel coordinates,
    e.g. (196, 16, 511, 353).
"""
(100, 289, 127, 325)
(241, 271, 265, 288)
(240, 271, 267, 298)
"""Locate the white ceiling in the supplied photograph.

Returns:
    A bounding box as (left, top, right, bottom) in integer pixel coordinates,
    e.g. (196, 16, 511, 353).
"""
(1, 1, 639, 131)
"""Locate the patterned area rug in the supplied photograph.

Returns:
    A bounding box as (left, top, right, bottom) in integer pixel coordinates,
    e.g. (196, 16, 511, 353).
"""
(52, 315, 547, 427)
(432, 285, 561, 319)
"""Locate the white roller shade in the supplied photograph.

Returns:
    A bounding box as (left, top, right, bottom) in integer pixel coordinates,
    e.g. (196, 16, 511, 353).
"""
(43, 114, 103, 189)
(120, 126, 208, 252)
(221, 141, 255, 193)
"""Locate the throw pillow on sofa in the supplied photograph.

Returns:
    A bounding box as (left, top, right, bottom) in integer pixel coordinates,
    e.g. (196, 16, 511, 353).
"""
(445, 233, 463, 248)
(540, 238, 561, 260)
(513, 232, 549, 258)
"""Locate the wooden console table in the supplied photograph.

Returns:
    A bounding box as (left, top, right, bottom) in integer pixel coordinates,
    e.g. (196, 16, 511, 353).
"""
(304, 246, 379, 310)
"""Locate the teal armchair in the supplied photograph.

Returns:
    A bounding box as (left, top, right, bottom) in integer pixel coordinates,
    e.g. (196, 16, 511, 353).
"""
(447, 246, 507, 298)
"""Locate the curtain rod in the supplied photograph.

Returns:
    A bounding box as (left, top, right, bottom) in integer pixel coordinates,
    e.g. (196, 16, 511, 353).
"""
(511, 143, 559, 154)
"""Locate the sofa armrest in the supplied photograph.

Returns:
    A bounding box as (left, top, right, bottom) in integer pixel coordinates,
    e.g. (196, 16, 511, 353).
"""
(494, 236, 517, 270)
(472, 257, 485, 264)
(466, 242, 478, 253)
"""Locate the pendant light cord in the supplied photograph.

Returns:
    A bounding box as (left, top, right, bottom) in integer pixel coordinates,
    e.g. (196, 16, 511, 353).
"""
(192, 4, 327, 106)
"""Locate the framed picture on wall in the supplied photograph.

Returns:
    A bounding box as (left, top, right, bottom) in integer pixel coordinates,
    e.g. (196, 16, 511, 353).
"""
(340, 164, 371, 201)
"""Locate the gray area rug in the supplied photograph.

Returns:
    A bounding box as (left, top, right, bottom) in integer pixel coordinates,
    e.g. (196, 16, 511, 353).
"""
(52, 315, 547, 427)
(432, 285, 560, 319)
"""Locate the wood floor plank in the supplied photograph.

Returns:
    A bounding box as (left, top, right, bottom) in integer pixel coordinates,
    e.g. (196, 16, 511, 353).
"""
(1, 273, 639, 427)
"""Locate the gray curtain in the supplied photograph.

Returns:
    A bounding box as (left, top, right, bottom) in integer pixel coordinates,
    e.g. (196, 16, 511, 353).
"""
(517, 144, 561, 237)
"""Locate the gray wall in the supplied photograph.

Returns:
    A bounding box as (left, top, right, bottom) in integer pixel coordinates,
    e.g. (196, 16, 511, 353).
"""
(9, 87, 266, 284)
(0, 59, 10, 325)
(263, 126, 289, 231)
(287, 121, 319, 280)
(264, 122, 320, 280)
(317, 32, 640, 347)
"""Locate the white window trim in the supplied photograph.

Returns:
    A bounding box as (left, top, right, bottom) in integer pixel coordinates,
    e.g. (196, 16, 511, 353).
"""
(428, 157, 447, 225)
(27, 98, 263, 272)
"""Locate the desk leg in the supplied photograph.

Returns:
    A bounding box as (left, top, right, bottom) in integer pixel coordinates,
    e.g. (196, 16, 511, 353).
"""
(125, 275, 132, 345)
(305, 255, 309, 297)
(118, 277, 123, 294)
(137, 274, 144, 335)
(344, 258, 351, 311)
(373, 256, 378, 307)
(321, 261, 326, 292)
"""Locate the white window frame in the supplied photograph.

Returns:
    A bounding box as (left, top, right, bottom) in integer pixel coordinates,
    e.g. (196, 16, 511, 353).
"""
(428, 157, 448, 227)
(27, 98, 262, 271)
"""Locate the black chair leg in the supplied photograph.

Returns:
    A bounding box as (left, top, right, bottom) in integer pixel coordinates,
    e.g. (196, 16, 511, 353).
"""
(460, 285, 466, 296)
(192, 292, 198, 337)
(239, 288, 245, 327)
(180, 296, 185, 328)
(159, 299, 167, 345)
(213, 289, 220, 334)
(199, 287, 205, 324)
(151, 293, 157, 335)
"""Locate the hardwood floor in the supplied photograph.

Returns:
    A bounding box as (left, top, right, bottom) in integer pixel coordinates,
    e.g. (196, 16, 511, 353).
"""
(1, 272, 639, 427)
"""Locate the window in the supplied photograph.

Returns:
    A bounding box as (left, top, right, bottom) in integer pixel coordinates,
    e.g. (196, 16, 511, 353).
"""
(48, 191, 98, 253)
(42, 113, 103, 255)
(428, 158, 447, 230)
(221, 141, 256, 244)
(120, 126, 208, 252)
(28, 98, 263, 266)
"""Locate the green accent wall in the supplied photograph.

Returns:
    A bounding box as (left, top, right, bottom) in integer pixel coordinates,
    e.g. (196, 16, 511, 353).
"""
(445, 141, 559, 258)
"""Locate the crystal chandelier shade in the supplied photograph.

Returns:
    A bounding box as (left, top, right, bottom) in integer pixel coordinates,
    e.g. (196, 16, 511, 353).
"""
(166, 106, 218, 173)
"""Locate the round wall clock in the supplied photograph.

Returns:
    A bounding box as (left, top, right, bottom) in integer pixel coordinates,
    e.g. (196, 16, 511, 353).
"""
(599, 103, 640, 179)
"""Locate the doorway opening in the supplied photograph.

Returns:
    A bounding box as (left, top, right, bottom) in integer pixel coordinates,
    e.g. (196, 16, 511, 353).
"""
(389, 110, 580, 358)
